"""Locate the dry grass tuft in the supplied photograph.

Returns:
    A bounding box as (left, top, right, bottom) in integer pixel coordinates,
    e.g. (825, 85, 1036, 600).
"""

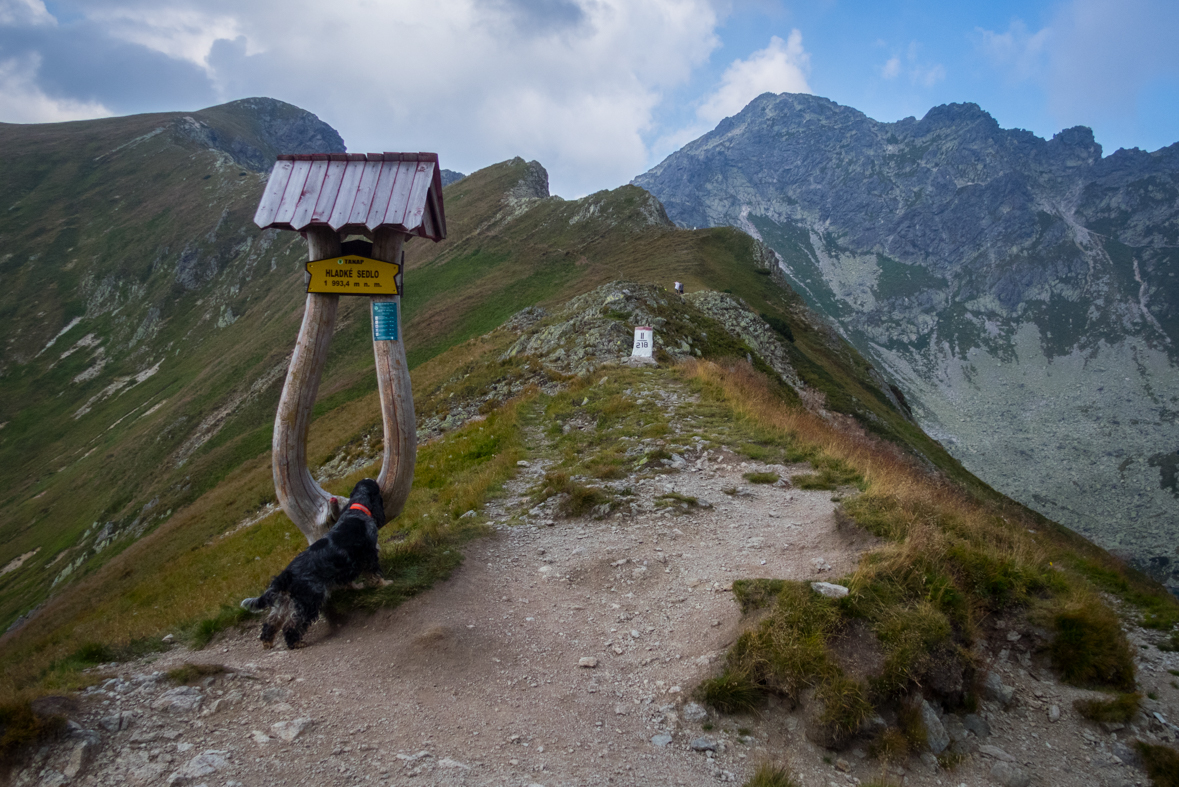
(682, 358, 1162, 755)
(0, 698, 66, 767)
(166, 663, 225, 685)
(742, 762, 800, 787)
(1073, 692, 1140, 723)
(1134, 741, 1179, 787)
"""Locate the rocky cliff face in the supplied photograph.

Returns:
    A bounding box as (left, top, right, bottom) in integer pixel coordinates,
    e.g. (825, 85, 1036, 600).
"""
(635, 92, 1179, 591)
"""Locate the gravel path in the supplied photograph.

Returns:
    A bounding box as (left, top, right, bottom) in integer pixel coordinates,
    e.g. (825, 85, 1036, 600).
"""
(12, 380, 1179, 787)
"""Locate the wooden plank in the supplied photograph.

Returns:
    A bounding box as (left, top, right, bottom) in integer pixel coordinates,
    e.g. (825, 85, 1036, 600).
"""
(289, 159, 330, 230)
(364, 159, 402, 229)
(432, 164, 447, 237)
(400, 160, 434, 232)
(371, 227, 416, 521)
(272, 226, 343, 543)
(346, 159, 384, 227)
(381, 160, 418, 228)
(420, 200, 436, 239)
(311, 160, 347, 224)
(326, 159, 367, 229)
(253, 159, 294, 227)
(272, 159, 313, 227)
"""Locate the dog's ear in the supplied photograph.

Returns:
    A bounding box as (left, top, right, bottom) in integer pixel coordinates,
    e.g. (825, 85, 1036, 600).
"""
(371, 493, 386, 527)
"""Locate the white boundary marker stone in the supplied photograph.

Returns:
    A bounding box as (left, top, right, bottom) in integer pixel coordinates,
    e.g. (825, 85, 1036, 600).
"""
(632, 326, 654, 358)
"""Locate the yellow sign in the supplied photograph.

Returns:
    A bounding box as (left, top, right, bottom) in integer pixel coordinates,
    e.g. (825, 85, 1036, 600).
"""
(306, 255, 400, 295)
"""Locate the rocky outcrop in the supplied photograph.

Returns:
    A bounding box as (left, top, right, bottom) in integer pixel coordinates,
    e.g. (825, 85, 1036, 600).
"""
(634, 92, 1179, 591)
(176, 97, 346, 172)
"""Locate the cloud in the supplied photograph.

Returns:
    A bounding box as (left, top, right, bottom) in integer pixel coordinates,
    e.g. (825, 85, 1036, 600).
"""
(879, 41, 945, 87)
(976, 19, 1051, 82)
(976, 0, 1179, 131)
(695, 30, 811, 125)
(652, 31, 812, 158)
(4, 0, 721, 197)
(87, 6, 245, 71)
(0, 0, 55, 26)
(0, 52, 111, 123)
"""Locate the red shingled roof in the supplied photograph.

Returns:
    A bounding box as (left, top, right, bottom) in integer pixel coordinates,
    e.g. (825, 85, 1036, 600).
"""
(253, 153, 446, 240)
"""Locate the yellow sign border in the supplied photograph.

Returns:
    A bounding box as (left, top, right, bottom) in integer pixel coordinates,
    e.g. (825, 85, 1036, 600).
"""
(306, 255, 400, 296)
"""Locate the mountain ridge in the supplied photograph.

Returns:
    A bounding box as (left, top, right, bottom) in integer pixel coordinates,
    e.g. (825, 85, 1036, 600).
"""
(634, 91, 1179, 592)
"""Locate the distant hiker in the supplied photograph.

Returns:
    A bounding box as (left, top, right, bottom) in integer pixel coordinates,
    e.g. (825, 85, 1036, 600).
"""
(674, 281, 684, 295)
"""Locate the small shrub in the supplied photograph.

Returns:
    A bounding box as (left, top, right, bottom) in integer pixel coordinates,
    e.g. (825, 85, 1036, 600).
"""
(696, 670, 762, 714)
(1074, 693, 1141, 723)
(733, 579, 788, 613)
(743, 472, 779, 484)
(718, 582, 841, 704)
(870, 726, 910, 764)
(1158, 631, 1179, 652)
(897, 700, 928, 749)
(72, 642, 115, 666)
(742, 762, 799, 787)
(0, 700, 66, 766)
(565, 484, 610, 517)
(189, 604, 250, 649)
(759, 313, 795, 343)
(1049, 597, 1136, 690)
(872, 603, 953, 697)
(167, 663, 226, 685)
(532, 471, 610, 516)
(656, 492, 698, 508)
(1134, 741, 1179, 787)
(792, 457, 861, 490)
(815, 673, 873, 746)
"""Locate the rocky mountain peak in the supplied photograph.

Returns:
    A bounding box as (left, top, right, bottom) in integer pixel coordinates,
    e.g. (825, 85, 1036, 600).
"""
(633, 92, 1179, 594)
(505, 158, 550, 201)
(915, 101, 998, 134)
(176, 97, 346, 172)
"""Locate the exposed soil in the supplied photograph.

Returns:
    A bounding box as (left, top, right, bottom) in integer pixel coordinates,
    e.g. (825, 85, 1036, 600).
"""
(11, 381, 1179, 787)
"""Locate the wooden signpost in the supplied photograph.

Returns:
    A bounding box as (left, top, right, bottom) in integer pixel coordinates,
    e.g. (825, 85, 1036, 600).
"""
(254, 153, 446, 543)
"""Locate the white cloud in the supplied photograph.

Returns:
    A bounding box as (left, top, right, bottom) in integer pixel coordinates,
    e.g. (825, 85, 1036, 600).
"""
(913, 63, 945, 87)
(0, 53, 111, 123)
(695, 31, 811, 125)
(653, 30, 812, 159)
(87, 6, 245, 71)
(0, 0, 55, 26)
(976, 19, 1051, 82)
(879, 40, 945, 87)
(976, 0, 1179, 131)
(0, 0, 736, 195)
(51, 0, 721, 197)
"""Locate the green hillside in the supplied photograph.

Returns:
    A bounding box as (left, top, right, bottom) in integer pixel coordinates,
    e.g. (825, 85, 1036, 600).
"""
(1, 105, 1175, 735)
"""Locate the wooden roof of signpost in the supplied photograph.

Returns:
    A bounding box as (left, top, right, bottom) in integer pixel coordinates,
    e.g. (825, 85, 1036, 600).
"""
(254, 152, 446, 240)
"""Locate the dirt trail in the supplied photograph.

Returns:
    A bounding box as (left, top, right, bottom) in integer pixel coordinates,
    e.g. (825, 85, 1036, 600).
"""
(13, 379, 1179, 787)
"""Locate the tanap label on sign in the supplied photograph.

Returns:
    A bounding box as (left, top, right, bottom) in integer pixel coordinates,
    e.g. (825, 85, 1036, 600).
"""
(306, 255, 400, 295)
(632, 326, 653, 358)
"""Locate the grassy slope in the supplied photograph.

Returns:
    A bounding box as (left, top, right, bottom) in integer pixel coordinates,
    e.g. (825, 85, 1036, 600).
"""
(1, 119, 1174, 717)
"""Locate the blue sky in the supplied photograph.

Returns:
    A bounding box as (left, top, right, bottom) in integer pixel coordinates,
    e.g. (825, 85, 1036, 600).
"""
(1, 0, 1177, 197)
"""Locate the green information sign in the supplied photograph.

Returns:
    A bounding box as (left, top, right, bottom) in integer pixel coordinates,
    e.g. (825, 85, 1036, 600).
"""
(372, 302, 399, 341)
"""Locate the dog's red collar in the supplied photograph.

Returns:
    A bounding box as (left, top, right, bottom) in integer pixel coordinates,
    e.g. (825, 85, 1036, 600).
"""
(349, 503, 373, 518)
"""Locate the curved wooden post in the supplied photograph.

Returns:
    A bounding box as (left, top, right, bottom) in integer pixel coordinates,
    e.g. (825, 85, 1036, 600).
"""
(371, 229, 416, 520)
(273, 227, 343, 543)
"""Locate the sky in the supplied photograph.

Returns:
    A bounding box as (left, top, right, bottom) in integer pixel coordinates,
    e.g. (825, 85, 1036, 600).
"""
(1, 0, 1177, 198)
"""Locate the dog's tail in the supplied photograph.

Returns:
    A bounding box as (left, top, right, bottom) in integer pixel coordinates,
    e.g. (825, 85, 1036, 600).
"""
(240, 594, 268, 612)
(240, 587, 279, 612)
(241, 571, 294, 612)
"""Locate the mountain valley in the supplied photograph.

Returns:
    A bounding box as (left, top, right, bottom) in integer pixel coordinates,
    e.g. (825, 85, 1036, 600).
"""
(635, 92, 1179, 593)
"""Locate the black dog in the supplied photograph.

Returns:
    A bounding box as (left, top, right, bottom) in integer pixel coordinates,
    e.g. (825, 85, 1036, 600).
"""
(241, 479, 386, 649)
